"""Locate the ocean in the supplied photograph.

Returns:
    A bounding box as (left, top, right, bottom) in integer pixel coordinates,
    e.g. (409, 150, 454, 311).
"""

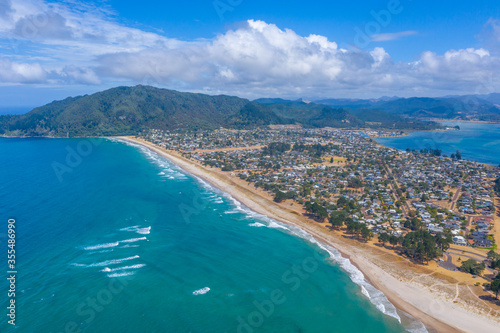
(375, 121, 500, 166)
(0, 137, 421, 333)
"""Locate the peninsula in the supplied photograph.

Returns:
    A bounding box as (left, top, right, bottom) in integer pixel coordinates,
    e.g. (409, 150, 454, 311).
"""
(120, 127, 500, 333)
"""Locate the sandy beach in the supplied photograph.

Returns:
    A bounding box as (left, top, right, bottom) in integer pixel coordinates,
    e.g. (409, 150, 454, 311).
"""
(120, 136, 500, 333)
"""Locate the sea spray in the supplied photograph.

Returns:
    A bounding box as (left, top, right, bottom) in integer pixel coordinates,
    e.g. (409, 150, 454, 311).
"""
(185, 160, 419, 327)
(115, 138, 424, 331)
(127, 140, 408, 324)
(1, 137, 417, 332)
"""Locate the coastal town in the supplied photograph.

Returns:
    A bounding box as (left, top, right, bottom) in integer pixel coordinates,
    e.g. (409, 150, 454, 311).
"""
(140, 127, 500, 305)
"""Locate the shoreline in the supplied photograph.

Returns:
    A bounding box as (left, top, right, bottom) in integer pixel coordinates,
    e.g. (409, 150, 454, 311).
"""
(118, 136, 500, 333)
(422, 118, 500, 125)
(372, 137, 499, 169)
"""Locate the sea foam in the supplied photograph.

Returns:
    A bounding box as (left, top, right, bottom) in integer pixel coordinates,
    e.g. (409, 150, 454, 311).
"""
(72, 255, 140, 268)
(107, 272, 135, 278)
(193, 287, 210, 295)
(101, 264, 146, 272)
(119, 225, 151, 235)
(193, 175, 405, 324)
(83, 242, 119, 250)
(116, 138, 187, 180)
(248, 222, 265, 227)
(120, 138, 427, 331)
(82, 237, 147, 251)
(119, 237, 147, 243)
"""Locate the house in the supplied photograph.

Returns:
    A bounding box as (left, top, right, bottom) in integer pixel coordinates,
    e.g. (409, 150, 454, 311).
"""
(452, 236, 467, 246)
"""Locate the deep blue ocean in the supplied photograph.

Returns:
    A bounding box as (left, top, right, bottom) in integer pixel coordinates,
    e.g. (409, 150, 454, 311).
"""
(0, 137, 422, 333)
(375, 121, 500, 166)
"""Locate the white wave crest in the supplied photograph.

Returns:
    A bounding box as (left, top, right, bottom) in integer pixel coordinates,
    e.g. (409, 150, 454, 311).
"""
(119, 237, 147, 243)
(117, 139, 423, 330)
(83, 242, 119, 250)
(248, 222, 265, 227)
(82, 237, 146, 251)
(119, 225, 151, 235)
(101, 264, 146, 272)
(193, 287, 210, 295)
(107, 272, 135, 278)
(116, 139, 187, 180)
(120, 225, 140, 232)
(137, 227, 151, 235)
(73, 255, 140, 268)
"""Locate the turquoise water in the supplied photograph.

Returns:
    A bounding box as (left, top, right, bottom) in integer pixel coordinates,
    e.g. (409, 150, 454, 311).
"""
(0, 138, 417, 333)
(375, 121, 500, 166)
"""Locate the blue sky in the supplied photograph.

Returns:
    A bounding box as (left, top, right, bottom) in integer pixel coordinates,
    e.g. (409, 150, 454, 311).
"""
(0, 0, 500, 109)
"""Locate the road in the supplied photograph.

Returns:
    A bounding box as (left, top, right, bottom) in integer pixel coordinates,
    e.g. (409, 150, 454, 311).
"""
(383, 163, 411, 219)
(446, 250, 498, 276)
(450, 189, 461, 211)
(439, 253, 458, 271)
(448, 248, 487, 260)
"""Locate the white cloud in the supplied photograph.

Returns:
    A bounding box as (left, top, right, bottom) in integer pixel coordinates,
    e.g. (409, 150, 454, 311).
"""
(0, 0, 13, 20)
(0, 57, 47, 83)
(0, 0, 179, 56)
(96, 20, 500, 98)
(485, 18, 500, 41)
(98, 20, 377, 90)
(59, 65, 101, 85)
(0, 1, 500, 98)
(371, 30, 417, 42)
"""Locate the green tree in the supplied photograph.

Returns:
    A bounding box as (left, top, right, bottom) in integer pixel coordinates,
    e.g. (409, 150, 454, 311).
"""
(487, 250, 500, 261)
(491, 274, 500, 299)
(274, 190, 287, 203)
(329, 211, 346, 230)
(361, 226, 372, 242)
(378, 233, 390, 246)
(435, 232, 452, 252)
(491, 259, 500, 270)
(404, 217, 423, 231)
(389, 234, 399, 249)
(399, 230, 440, 263)
(460, 259, 486, 276)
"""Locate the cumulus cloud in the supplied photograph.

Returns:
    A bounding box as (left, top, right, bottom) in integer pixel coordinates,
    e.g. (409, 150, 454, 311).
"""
(0, 57, 101, 85)
(0, 0, 178, 54)
(1, 0, 500, 98)
(0, 57, 47, 83)
(12, 11, 73, 40)
(59, 65, 101, 85)
(0, 0, 13, 20)
(95, 20, 500, 98)
(98, 20, 383, 90)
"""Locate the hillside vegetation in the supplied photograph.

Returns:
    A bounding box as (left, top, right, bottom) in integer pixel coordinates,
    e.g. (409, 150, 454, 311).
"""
(0, 85, 442, 136)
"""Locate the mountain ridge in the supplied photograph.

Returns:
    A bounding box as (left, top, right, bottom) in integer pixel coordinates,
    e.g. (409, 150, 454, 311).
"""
(0, 85, 444, 136)
(315, 94, 500, 122)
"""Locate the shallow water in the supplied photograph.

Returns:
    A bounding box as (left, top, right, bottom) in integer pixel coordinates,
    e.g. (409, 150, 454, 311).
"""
(376, 121, 500, 166)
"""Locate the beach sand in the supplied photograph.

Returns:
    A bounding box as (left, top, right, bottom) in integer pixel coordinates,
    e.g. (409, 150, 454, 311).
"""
(120, 136, 500, 333)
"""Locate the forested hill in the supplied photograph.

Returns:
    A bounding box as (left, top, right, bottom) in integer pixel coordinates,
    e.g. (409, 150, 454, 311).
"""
(0, 86, 272, 136)
(0, 85, 441, 137)
(316, 95, 500, 122)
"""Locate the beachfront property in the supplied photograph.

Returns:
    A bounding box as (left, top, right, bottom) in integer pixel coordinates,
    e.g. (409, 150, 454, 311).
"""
(142, 127, 500, 258)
